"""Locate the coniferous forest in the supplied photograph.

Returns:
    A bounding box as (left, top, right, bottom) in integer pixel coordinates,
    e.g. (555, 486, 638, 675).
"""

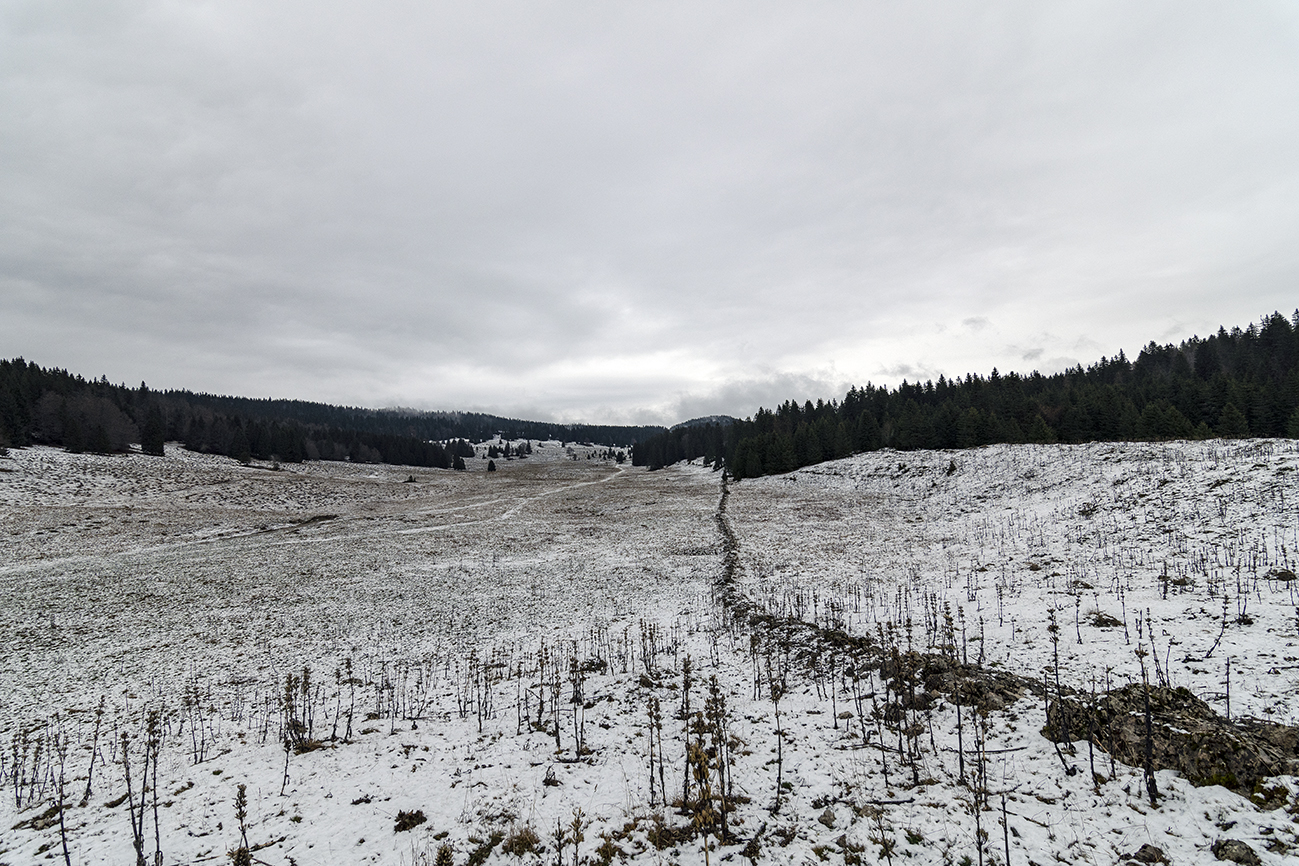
(6, 311, 1299, 474)
(633, 311, 1299, 477)
(0, 364, 663, 466)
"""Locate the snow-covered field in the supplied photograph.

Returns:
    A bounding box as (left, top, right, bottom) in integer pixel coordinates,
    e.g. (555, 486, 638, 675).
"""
(730, 439, 1299, 725)
(2, 439, 1297, 865)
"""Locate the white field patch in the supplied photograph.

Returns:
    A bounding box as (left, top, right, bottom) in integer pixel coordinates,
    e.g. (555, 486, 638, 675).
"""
(0, 440, 1297, 866)
(727, 440, 1299, 725)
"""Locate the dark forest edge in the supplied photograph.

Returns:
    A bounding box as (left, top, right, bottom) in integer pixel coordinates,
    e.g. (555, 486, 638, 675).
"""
(0, 364, 664, 468)
(633, 310, 1299, 478)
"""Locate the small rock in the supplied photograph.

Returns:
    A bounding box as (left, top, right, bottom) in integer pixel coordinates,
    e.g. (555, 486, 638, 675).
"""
(1212, 839, 1261, 865)
(818, 807, 836, 829)
(1125, 843, 1169, 863)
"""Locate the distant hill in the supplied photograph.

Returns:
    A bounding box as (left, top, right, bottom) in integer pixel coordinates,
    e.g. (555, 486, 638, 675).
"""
(634, 310, 1299, 475)
(0, 361, 665, 468)
(671, 415, 735, 430)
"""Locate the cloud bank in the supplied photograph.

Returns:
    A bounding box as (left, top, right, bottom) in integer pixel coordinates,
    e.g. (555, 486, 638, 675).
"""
(3, 2, 1298, 424)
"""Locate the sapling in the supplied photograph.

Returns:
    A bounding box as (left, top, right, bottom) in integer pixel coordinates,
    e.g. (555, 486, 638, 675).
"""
(182, 673, 212, 764)
(870, 673, 890, 793)
(1104, 667, 1117, 780)
(1146, 609, 1168, 688)
(344, 657, 357, 741)
(147, 709, 163, 865)
(1086, 676, 1098, 788)
(332, 665, 343, 741)
(80, 696, 106, 806)
(704, 675, 731, 842)
(1204, 595, 1229, 659)
(681, 654, 694, 806)
(689, 734, 717, 866)
(515, 659, 525, 736)
(680, 654, 693, 720)
(121, 730, 146, 866)
(300, 665, 315, 740)
(1225, 656, 1231, 720)
(850, 661, 872, 745)
(647, 696, 662, 807)
(955, 691, 966, 786)
(1119, 585, 1130, 645)
(568, 808, 586, 866)
(871, 805, 896, 866)
(1136, 645, 1158, 805)
(230, 783, 251, 866)
(280, 734, 291, 796)
(1047, 608, 1069, 745)
(1000, 792, 1011, 866)
(766, 646, 787, 813)
(53, 721, 71, 866)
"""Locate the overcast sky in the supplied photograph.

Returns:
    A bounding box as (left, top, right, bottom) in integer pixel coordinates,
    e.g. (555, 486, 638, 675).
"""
(3, 2, 1298, 425)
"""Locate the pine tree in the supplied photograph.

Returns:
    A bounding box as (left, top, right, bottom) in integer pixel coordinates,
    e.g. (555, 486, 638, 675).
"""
(1216, 403, 1250, 439)
(229, 427, 252, 464)
(141, 405, 165, 456)
(63, 414, 85, 453)
(855, 412, 882, 451)
(1026, 414, 1056, 444)
(89, 424, 111, 454)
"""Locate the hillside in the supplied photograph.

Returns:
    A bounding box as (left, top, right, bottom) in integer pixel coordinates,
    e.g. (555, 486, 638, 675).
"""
(0, 358, 664, 466)
(2, 438, 1297, 864)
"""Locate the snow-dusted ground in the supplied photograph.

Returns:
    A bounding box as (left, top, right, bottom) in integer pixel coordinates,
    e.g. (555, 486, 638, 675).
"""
(729, 440, 1299, 725)
(1, 440, 1297, 866)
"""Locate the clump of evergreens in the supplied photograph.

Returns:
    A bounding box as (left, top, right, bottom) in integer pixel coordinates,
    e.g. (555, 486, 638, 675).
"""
(635, 310, 1299, 476)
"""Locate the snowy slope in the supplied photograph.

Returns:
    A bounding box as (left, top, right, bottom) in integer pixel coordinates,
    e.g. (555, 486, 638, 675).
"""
(1, 440, 1296, 865)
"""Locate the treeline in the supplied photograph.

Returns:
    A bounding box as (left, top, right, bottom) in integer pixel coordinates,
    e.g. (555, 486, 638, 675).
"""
(0, 360, 663, 466)
(166, 393, 663, 447)
(634, 311, 1299, 478)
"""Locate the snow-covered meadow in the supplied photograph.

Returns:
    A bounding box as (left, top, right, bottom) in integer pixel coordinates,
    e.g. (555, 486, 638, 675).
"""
(2, 439, 1298, 865)
(730, 439, 1299, 726)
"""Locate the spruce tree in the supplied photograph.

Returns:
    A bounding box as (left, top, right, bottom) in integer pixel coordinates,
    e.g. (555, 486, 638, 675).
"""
(141, 405, 165, 456)
(89, 424, 111, 454)
(1026, 414, 1056, 444)
(1217, 403, 1250, 438)
(64, 415, 85, 453)
(229, 427, 252, 464)
(855, 412, 882, 451)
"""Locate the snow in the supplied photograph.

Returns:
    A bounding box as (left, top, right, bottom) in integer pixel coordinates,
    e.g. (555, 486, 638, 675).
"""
(729, 440, 1299, 725)
(1, 439, 1297, 865)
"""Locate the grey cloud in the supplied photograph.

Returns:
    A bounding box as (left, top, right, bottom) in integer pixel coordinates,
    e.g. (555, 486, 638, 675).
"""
(668, 370, 851, 425)
(3, 2, 1299, 422)
(877, 362, 945, 384)
(1038, 356, 1084, 375)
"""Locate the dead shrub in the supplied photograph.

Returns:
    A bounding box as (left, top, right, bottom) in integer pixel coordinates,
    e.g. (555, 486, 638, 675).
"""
(395, 810, 427, 832)
(501, 825, 540, 857)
